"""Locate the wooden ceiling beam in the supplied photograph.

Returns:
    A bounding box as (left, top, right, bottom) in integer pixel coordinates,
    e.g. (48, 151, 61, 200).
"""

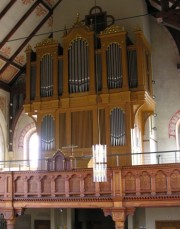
(0, 1, 40, 49)
(0, 54, 21, 70)
(0, 1, 62, 77)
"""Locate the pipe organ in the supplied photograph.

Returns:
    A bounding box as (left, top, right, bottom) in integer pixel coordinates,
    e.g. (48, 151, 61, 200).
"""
(24, 7, 155, 166)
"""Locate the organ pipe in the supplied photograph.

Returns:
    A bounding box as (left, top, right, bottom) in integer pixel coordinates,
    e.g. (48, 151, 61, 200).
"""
(110, 108, 126, 146)
(106, 43, 123, 89)
(40, 54, 53, 97)
(68, 38, 89, 93)
(41, 115, 55, 151)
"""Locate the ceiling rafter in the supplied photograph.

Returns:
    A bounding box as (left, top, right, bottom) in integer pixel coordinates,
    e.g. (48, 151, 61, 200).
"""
(146, 0, 180, 55)
(0, 54, 21, 70)
(0, 1, 40, 49)
(9, 66, 26, 87)
(1, 0, 63, 82)
(0, 0, 17, 20)
(0, 12, 52, 76)
(39, 0, 53, 12)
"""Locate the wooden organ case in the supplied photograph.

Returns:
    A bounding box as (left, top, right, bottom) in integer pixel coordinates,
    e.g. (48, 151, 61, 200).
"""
(24, 7, 155, 167)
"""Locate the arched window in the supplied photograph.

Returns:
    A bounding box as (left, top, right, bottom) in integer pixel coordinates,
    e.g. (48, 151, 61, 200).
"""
(29, 132, 39, 169)
(24, 129, 39, 170)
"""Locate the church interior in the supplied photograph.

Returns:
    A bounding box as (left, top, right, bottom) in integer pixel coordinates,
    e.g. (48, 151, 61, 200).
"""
(0, 0, 180, 229)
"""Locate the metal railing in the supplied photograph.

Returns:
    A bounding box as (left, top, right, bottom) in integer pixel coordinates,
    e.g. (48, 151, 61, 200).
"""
(0, 150, 179, 172)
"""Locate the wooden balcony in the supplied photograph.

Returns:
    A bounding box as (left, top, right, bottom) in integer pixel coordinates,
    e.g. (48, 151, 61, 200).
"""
(0, 163, 180, 211)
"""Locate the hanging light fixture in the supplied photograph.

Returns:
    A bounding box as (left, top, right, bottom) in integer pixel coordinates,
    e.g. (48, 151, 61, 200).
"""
(93, 144, 107, 182)
(92, 2, 107, 182)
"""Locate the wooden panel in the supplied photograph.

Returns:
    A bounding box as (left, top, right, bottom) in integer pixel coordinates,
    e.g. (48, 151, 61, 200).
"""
(34, 220, 50, 229)
(162, 227, 176, 229)
(156, 221, 180, 229)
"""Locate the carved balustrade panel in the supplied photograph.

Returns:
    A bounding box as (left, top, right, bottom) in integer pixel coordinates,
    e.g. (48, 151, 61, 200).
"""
(55, 175, 65, 194)
(124, 172, 136, 194)
(14, 176, 24, 196)
(170, 169, 180, 192)
(41, 175, 51, 195)
(140, 171, 151, 193)
(69, 174, 80, 194)
(0, 176, 5, 195)
(99, 174, 112, 195)
(28, 176, 38, 195)
(84, 174, 95, 194)
(155, 170, 167, 193)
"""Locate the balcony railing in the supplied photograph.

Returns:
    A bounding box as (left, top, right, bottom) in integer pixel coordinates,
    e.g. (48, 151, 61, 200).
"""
(0, 152, 180, 210)
(0, 150, 179, 172)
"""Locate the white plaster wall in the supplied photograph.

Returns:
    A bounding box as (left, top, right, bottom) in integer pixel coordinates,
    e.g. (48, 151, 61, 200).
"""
(0, 89, 10, 160)
(150, 18, 180, 154)
(53, 0, 150, 44)
(146, 207, 180, 229)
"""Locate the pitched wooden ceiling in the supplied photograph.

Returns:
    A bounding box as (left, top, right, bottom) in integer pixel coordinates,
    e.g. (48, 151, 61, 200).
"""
(0, 0, 62, 90)
(146, 0, 180, 53)
(0, 0, 179, 90)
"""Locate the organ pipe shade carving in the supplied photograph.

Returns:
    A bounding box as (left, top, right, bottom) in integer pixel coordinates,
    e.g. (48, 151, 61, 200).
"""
(41, 115, 55, 151)
(68, 38, 89, 93)
(106, 43, 123, 89)
(110, 107, 126, 146)
(40, 54, 53, 97)
(127, 49, 138, 88)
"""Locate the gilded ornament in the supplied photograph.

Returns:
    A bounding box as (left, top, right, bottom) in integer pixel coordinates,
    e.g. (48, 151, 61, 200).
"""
(25, 44, 32, 52)
(101, 25, 125, 34)
(35, 38, 58, 48)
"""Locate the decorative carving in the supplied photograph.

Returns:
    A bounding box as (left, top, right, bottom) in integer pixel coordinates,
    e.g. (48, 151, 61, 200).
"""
(171, 170, 180, 190)
(35, 38, 58, 48)
(168, 110, 180, 138)
(25, 44, 32, 53)
(125, 172, 136, 192)
(1, 209, 14, 220)
(140, 171, 151, 191)
(55, 175, 65, 193)
(101, 24, 124, 35)
(155, 171, 167, 191)
(111, 208, 126, 229)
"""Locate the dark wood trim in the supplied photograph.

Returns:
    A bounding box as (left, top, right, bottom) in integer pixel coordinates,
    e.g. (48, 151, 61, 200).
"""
(0, 54, 22, 69)
(0, 81, 10, 91)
